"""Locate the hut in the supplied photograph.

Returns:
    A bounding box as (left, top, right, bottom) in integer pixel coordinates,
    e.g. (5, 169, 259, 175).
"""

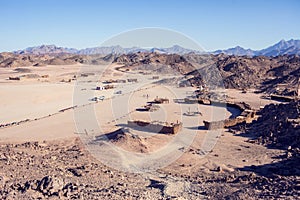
(153, 97, 169, 104)
(127, 78, 138, 83)
(104, 85, 114, 90)
(9, 77, 20, 80)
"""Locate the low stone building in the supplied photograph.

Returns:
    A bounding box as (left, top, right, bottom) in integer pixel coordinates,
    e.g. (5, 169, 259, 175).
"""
(127, 120, 182, 134)
(153, 97, 169, 104)
(127, 78, 138, 83)
(9, 77, 20, 80)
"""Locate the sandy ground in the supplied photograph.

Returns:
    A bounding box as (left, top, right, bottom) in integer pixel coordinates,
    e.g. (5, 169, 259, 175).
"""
(0, 63, 280, 157)
(0, 63, 291, 199)
(0, 65, 81, 125)
(225, 88, 279, 110)
(0, 83, 74, 124)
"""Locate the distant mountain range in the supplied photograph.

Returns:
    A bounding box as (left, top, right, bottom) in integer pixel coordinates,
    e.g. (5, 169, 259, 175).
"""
(14, 45, 79, 55)
(256, 39, 300, 56)
(212, 46, 256, 56)
(212, 39, 300, 56)
(12, 39, 300, 56)
(14, 44, 203, 55)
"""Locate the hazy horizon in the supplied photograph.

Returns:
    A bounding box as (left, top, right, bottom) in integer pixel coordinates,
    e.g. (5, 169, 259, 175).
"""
(4, 38, 299, 54)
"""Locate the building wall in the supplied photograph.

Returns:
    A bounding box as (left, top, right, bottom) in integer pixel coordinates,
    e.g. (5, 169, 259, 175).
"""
(203, 110, 256, 130)
(128, 120, 182, 134)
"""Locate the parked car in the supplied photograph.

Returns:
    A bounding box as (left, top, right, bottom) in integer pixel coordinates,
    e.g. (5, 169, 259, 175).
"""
(90, 97, 98, 101)
(90, 96, 105, 101)
(98, 96, 105, 101)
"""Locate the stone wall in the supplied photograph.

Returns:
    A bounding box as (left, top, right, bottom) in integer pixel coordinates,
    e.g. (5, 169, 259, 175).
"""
(127, 120, 182, 134)
(203, 108, 255, 130)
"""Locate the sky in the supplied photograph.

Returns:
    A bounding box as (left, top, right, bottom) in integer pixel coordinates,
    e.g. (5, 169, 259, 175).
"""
(0, 0, 299, 52)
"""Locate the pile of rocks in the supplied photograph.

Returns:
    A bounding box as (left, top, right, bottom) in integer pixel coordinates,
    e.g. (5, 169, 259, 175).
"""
(0, 137, 299, 199)
(247, 101, 299, 150)
(0, 140, 166, 199)
(113, 53, 300, 95)
(231, 100, 300, 178)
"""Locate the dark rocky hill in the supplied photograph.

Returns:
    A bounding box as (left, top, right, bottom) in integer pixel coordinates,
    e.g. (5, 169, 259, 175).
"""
(1, 50, 299, 96)
(112, 52, 300, 95)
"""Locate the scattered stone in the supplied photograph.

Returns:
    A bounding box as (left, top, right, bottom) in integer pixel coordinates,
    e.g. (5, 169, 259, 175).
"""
(37, 176, 64, 195)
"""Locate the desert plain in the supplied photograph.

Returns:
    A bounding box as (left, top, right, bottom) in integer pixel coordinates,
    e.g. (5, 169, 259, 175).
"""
(0, 56, 298, 199)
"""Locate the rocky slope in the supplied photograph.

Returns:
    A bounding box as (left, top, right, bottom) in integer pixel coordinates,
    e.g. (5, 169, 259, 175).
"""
(1, 51, 299, 96)
(216, 54, 300, 95)
(112, 52, 300, 95)
(0, 138, 299, 199)
(0, 53, 109, 68)
(234, 101, 300, 154)
(230, 100, 300, 179)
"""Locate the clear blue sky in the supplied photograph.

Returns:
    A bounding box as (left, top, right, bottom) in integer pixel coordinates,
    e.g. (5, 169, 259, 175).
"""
(0, 0, 299, 52)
